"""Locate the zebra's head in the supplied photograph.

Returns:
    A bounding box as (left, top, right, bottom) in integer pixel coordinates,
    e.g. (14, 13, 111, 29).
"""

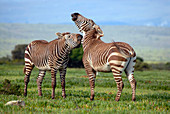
(56, 32, 82, 49)
(71, 13, 104, 38)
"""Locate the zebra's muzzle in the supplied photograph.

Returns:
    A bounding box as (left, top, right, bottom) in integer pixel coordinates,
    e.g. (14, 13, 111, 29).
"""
(78, 34, 83, 40)
(71, 13, 79, 21)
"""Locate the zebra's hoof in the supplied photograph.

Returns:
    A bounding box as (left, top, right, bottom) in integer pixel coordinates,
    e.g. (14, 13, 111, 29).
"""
(132, 97, 136, 101)
(52, 97, 55, 99)
(24, 93, 27, 97)
(90, 97, 94, 101)
(62, 95, 66, 99)
(38, 93, 43, 96)
(115, 98, 120, 102)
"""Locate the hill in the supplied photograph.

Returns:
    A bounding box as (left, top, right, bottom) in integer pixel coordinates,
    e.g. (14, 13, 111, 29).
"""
(0, 23, 170, 62)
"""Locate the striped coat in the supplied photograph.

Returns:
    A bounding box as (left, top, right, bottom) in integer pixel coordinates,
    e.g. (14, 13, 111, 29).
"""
(71, 13, 137, 101)
(24, 32, 82, 99)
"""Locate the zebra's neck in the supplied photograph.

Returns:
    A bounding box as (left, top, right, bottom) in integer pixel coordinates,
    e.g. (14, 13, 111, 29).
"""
(82, 29, 99, 51)
(82, 32, 92, 51)
(56, 40, 71, 57)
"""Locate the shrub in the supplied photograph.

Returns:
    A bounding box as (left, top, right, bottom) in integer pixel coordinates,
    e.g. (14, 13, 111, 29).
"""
(11, 44, 28, 60)
(0, 55, 11, 65)
(0, 79, 23, 96)
(165, 62, 170, 70)
(135, 56, 150, 71)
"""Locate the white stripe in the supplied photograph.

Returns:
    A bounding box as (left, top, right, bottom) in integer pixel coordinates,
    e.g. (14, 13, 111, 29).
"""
(107, 52, 120, 60)
(28, 45, 31, 51)
(109, 60, 126, 66)
(110, 68, 120, 74)
(25, 58, 32, 63)
(25, 50, 31, 56)
(111, 65, 122, 71)
(25, 63, 31, 66)
(114, 77, 122, 79)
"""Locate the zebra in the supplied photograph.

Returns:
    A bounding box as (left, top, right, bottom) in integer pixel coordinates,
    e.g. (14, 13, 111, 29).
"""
(24, 32, 82, 99)
(71, 13, 137, 101)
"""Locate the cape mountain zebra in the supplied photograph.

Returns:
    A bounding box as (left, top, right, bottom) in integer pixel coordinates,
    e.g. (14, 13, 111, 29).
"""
(24, 32, 82, 99)
(71, 13, 137, 101)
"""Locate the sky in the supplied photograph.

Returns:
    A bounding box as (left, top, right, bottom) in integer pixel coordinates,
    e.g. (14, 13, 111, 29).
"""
(0, 0, 170, 26)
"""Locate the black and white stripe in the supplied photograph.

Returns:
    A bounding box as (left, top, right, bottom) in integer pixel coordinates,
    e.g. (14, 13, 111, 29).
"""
(71, 13, 137, 101)
(24, 32, 82, 99)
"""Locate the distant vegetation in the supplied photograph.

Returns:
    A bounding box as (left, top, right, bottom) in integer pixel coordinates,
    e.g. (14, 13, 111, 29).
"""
(0, 23, 170, 62)
(0, 44, 170, 70)
(0, 44, 84, 68)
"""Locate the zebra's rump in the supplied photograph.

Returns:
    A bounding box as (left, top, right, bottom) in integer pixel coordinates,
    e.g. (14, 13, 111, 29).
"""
(24, 40, 53, 69)
(114, 42, 136, 57)
(84, 41, 135, 73)
(30, 43, 50, 67)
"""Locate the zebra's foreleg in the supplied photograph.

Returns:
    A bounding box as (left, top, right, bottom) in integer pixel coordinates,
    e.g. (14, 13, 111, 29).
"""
(24, 65, 34, 96)
(51, 68, 57, 99)
(59, 68, 66, 98)
(37, 70, 46, 96)
(113, 75, 124, 101)
(84, 63, 96, 100)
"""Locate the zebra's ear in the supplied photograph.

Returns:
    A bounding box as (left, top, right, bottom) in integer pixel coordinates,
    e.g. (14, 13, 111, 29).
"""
(56, 32, 62, 37)
(56, 32, 63, 39)
(62, 32, 71, 40)
(93, 25, 104, 39)
(62, 32, 70, 36)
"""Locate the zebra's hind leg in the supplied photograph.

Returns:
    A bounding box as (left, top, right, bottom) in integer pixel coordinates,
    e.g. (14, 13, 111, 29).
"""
(88, 69, 96, 101)
(125, 57, 137, 101)
(113, 74, 124, 101)
(37, 70, 46, 96)
(89, 69, 96, 101)
(128, 73, 136, 101)
(51, 68, 57, 99)
(125, 72, 136, 101)
(59, 68, 66, 98)
(24, 65, 34, 96)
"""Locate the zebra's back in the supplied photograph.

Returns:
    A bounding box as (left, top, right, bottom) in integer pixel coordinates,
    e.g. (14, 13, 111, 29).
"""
(83, 40, 136, 72)
(25, 39, 58, 70)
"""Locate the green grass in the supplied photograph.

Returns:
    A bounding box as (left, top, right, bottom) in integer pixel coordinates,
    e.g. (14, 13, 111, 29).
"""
(0, 65, 169, 113)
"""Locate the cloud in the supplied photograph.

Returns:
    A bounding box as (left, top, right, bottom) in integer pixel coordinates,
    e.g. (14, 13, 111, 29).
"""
(145, 23, 154, 27)
(160, 21, 168, 27)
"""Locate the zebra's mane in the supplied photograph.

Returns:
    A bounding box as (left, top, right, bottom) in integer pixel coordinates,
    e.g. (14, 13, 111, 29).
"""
(84, 27, 132, 58)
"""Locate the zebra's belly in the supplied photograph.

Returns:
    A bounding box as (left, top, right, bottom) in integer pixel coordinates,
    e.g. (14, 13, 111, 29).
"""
(93, 62, 111, 72)
(36, 65, 51, 71)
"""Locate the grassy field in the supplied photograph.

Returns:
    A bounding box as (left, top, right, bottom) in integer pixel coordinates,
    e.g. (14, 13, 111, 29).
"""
(0, 65, 169, 113)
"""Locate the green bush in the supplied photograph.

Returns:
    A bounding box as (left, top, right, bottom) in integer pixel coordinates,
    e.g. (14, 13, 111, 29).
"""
(68, 45, 84, 68)
(135, 56, 150, 71)
(0, 79, 23, 96)
(0, 55, 11, 65)
(165, 62, 170, 70)
(11, 44, 28, 60)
